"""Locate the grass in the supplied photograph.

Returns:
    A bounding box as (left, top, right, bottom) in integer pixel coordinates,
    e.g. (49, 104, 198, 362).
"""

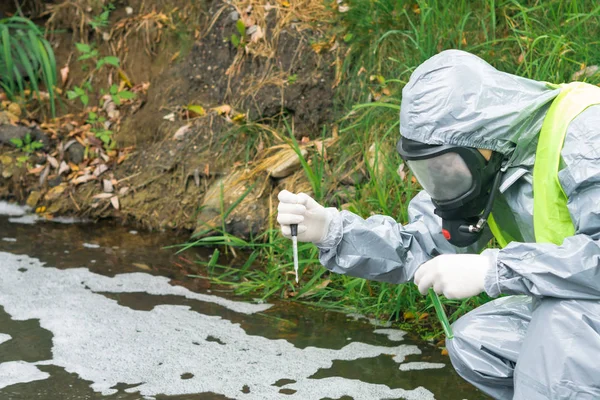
(184, 0, 600, 339)
(0, 16, 57, 116)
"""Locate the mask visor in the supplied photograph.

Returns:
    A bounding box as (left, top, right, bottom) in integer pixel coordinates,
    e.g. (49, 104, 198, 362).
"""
(406, 152, 473, 201)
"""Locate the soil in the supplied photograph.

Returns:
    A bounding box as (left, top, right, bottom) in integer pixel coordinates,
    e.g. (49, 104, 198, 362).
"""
(0, 0, 340, 238)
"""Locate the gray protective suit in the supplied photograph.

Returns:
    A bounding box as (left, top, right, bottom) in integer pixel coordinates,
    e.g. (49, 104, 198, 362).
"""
(317, 50, 600, 399)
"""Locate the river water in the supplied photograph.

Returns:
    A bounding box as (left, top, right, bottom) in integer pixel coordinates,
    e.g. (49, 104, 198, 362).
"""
(0, 203, 488, 399)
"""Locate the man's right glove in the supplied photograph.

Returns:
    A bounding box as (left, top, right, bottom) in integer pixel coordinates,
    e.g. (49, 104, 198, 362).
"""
(277, 190, 335, 244)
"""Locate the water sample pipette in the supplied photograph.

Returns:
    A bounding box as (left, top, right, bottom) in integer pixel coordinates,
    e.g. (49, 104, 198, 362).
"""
(290, 224, 299, 283)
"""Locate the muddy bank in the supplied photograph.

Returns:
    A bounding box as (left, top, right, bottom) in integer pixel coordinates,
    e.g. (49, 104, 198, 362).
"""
(0, 0, 342, 237)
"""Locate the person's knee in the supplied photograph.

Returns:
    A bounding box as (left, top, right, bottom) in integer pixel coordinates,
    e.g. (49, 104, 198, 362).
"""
(446, 312, 479, 380)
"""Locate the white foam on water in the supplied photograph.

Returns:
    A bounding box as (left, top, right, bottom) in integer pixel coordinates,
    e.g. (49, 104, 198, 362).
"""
(374, 328, 408, 342)
(0, 333, 11, 345)
(399, 362, 446, 371)
(82, 243, 101, 249)
(0, 361, 50, 389)
(347, 313, 392, 328)
(0, 202, 29, 217)
(8, 215, 39, 225)
(0, 253, 434, 399)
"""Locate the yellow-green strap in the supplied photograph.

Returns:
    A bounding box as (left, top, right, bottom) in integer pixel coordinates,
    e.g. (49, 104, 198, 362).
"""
(533, 82, 600, 244)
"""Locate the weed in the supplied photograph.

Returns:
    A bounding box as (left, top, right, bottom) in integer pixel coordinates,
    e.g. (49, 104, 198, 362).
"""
(10, 132, 44, 154)
(89, 3, 116, 30)
(230, 20, 246, 48)
(0, 16, 57, 116)
(100, 84, 135, 106)
(86, 111, 115, 149)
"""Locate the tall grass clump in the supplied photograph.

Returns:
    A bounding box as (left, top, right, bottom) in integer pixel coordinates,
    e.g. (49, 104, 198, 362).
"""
(0, 16, 57, 116)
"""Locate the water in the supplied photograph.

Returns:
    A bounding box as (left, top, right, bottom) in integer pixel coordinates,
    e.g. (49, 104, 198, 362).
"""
(0, 206, 488, 399)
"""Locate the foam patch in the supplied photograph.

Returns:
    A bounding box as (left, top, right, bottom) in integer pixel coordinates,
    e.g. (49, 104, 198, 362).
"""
(0, 361, 49, 389)
(0, 253, 434, 399)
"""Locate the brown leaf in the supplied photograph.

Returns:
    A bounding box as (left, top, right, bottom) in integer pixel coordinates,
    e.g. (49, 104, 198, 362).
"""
(173, 124, 191, 141)
(60, 64, 69, 84)
(298, 279, 331, 298)
(45, 184, 67, 201)
(250, 25, 264, 43)
(93, 164, 108, 177)
(93, 193, 114, 199)
(47, 155, 59, 169)
(110, 196, 120, 210)
(58, 161, 70, 176)
(73, 174, 96, 185)
(212, 105, 232, 115)
(133, 263, 151, 270)
(39, 165, 50, 186)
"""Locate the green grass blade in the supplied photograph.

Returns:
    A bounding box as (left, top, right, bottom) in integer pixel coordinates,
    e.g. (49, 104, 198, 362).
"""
(0, 25, 15, 93)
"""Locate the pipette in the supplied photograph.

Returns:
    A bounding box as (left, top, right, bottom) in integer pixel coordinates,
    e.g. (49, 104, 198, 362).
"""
(290, 224, 299, 283)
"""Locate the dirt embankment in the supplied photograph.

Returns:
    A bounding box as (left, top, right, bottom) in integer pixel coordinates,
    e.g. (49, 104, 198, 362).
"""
(0, 0, 343, 238)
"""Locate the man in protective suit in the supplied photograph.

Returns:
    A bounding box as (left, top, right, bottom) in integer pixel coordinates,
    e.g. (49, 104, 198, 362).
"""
(277, 49, 600, 399)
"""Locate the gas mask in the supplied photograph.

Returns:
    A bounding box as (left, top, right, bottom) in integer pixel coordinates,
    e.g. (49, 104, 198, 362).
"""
(397, 137, 504, 247)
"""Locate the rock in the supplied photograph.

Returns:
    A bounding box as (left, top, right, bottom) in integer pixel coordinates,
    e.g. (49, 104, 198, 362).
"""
(0, 125, 28, 145)
(48, 176, 62, 188)
(26, 191, 42, 208)
(267, 148, 308, 178)
(66, 143, 85, 164)
(0, 112, 10, 125)
(0, 125, 50, 150)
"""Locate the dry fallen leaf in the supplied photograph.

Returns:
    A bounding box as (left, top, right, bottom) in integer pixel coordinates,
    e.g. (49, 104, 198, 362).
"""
(133, 263, 151, 270)
(103, 179, 114, 193)
(60, 65, 69, 84)
(73, 174, 95, 185)
(45, 184, 66, 201)
(173, 124, 191, 141)
(212, 105, 232, 115)
(110, 196, 120, 210)
(47, 155, 59, 169)
(58, 161, 70, 176)
(39, 165, 50, 186)
(93, 193, 113, 199)
(298, 279, 331, 298)
(93, 164, 108, 177)
(250, 25, 264, 43)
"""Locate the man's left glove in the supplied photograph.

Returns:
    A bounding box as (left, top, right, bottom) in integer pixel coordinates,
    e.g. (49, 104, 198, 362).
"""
(413, 254, 494, 299)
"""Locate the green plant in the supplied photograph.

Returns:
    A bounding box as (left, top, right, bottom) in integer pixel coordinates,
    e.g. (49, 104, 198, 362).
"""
(230, 20, 246, 48)
(66, 82, 92, 107)
(75, 42, 120, 70)
(0, 16, 57, 116)
(87, 111, 114, 149)
(101, 84, 136, 106)
(89, 3, 116, 30)
(10, 132, 44, 154)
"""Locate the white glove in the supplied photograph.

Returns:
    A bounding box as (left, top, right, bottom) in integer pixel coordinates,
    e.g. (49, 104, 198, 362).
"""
(277, 190, 334, 243)
(413, 254, 493, 299)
